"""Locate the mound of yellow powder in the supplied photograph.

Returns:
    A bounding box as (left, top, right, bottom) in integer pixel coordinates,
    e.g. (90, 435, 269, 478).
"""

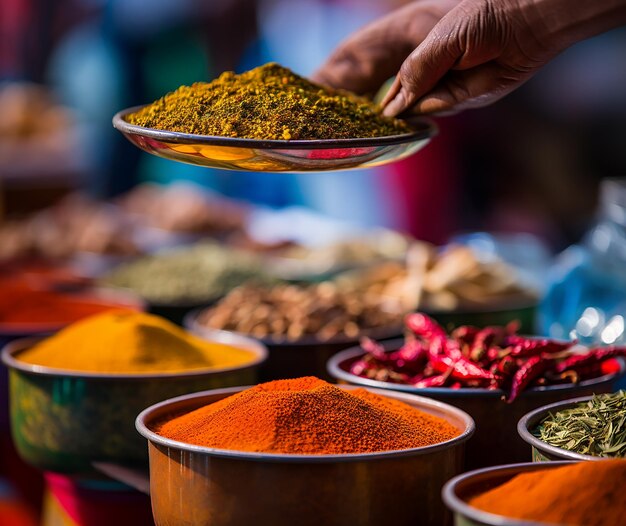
(18, 311, 256, 374)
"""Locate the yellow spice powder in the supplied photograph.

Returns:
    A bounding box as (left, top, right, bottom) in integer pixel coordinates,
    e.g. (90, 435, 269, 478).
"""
(18, 311, 256, 374)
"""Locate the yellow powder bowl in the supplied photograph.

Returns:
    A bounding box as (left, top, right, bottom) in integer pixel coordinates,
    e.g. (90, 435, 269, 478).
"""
(1, 329, 267, 475)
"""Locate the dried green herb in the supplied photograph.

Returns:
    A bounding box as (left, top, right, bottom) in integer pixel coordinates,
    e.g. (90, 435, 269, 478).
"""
(534, 391, 626, 457)
(125, 63, 410, 140)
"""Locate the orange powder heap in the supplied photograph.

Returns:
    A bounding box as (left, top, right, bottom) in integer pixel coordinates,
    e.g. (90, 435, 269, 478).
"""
(470, 460, 626, 526)
(156, 377, 460, 454)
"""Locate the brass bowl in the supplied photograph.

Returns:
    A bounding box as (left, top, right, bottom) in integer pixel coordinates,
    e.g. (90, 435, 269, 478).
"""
(442, 461, 576, 526)
(113, 106, 436, 172)
(136, 385, 474, 526)
(328, 340, 624, 469)
(2, 331, 267, 475)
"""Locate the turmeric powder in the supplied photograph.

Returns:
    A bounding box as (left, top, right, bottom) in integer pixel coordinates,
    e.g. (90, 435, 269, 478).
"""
(156, 376, 460, 454)
(469, 460, 626, 526)
(18, 311, 256, 374)
(126, 63, 411, 140)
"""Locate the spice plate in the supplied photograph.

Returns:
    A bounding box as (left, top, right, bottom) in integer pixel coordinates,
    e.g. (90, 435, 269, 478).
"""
(136, 385, 474, 526)
(517, 395, 611, 462)
(328, 340, 624, 469)
(1, 331, 267, 475)
(113, 106, 436, 172)
(442, 461, 576, 526)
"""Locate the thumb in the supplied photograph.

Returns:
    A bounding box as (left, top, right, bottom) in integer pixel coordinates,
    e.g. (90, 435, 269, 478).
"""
(382, 31, 459, 117)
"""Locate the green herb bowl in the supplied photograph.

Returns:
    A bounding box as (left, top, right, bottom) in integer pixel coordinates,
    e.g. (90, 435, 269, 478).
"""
(136, 385, 474, 526)
(517, 395, 613, 462)
(1, 331, 267, 475)
(442, 461, 576, 526)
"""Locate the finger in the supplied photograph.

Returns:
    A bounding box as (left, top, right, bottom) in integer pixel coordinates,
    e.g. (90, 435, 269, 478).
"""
(412, 63, 528, 114)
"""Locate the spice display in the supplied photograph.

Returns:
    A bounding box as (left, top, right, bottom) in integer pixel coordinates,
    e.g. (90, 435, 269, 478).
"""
(101, 242, 271, 305)
(469, 460, 626, 525)
(195, 282, 405, 341)
(0, 194, 141, 261)
(118, 182, 248, 236)
(125, 63, 410, 140)
(349, 313, 625, 401)
(18, 311, 255, 374)
(336, 242, 537, 312)
(156, 377, 459, 454)
(268, 229, 411, 279)
(534, 391, 626, 457)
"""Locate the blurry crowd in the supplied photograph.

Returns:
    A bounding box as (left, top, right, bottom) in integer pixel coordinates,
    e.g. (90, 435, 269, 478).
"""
(1, 0, 626, 249)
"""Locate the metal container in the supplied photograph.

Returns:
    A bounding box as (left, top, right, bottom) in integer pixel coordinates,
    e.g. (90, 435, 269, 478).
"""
(442, 461, 576, 526)
(186, 309, 403, 381)
(2, 331, 267, 475)
(136, 385, 474, 526)
(517, 396, 603, 462)
(328, 340, 624, 469)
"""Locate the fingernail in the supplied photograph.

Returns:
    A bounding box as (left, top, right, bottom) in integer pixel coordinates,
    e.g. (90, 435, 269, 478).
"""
(382, 90, 405, 117)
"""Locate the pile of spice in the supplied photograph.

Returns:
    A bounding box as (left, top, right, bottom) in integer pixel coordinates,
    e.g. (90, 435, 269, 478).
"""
(125, 63, 410, 140)
(336, 242, 537, 313)
(534, 391, 626, 457)
(349, 313, 625, 401)
(101, 242, 271, 305)
(195, 282, 404, 341)
(156, 377, 459, 454)
(18, 311, 256, 374)
(469, 460, 626, 525)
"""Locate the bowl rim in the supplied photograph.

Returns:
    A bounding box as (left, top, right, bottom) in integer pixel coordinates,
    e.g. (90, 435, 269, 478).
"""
(184, 307, 405, 348)
(442, 460, 577, 526)
(135, 384, 475, 463)
(326, 339, 625, 398)
(517, 395, 607, 461)
(113, 105, 437, 150)
(1, 330, 268, 380)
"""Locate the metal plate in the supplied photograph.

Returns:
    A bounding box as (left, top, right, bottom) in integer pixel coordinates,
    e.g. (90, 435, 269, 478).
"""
(113, 106, 436, 172)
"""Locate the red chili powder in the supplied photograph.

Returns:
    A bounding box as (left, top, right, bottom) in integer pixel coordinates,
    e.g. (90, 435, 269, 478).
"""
(156, 377, 460, 454)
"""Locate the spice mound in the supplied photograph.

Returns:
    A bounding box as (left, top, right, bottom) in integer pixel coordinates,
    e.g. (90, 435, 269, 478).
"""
(534, 391, 626, 457)
(469, 460, 626, 526)
(125, 63, 410, 140)
(17, 311, 256, 374)
(196, 282, 404, 342)
(156, 377, 459, 454)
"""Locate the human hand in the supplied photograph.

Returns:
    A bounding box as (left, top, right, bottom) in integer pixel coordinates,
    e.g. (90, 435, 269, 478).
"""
(312, 0, 462, 96)
(381, 0, 626, 116)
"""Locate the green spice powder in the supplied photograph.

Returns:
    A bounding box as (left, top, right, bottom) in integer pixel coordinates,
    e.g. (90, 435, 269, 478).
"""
(125, 63, 410, 140)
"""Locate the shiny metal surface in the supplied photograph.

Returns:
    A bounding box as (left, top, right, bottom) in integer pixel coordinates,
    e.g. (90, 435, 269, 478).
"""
(517, 396, 602, 462)
(113, 106, 436, 172)
(442, 461, 576, 526)
(327, 340, 624, 469)
(136, 385, 474, 526)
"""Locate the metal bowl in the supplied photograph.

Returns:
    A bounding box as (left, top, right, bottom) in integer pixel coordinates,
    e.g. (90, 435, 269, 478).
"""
(518, 395, 606, 462)
(327, 340, 624, 469)
(113, 106, 436, 173)
(136, 385, 474, 526)
(442, 461, 576, 526)
(1, 331, 267, 475)
(185, 309, 403, 381)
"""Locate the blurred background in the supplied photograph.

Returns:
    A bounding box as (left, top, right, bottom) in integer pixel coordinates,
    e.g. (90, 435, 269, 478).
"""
(1, 0, 626, 523)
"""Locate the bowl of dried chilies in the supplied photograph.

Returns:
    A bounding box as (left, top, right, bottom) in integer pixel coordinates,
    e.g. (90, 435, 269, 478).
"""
(327, 313, 626, 468)
(518, 390, 626, 462)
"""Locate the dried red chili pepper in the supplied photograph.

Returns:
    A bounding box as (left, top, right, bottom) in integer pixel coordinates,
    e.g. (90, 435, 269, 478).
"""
(507, 356, 555, 403)
(509, 338, 572, 358)
(451, 325, 480, 345)
(555, 347, 626, 374)
(405, 313, 447, 357)
(431, 354, 492, 381)
(413, 374, 448, 388)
